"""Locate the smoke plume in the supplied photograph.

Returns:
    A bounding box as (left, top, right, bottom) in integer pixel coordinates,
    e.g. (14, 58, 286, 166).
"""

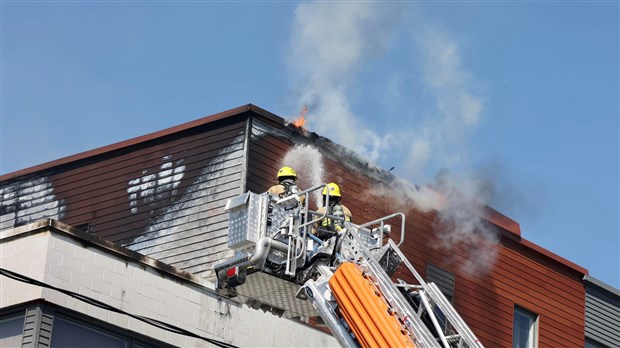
(287, 2, 401, 162)
(432, 170, 500, 274)
(287, 2, 498, 274)
(280, 144, 325, 206)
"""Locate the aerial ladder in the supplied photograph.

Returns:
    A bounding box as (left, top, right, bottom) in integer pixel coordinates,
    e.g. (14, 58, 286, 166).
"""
(215, 184, 484, 348)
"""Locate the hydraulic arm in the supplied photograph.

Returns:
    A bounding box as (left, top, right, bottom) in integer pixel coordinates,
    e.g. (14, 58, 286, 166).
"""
(215, 186, 484, 348)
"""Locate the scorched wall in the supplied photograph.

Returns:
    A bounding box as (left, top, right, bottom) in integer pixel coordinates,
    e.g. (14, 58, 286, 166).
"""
(244, 107, 587, 347)
(1, 109, 253, 278)
(1, 104, 587, 347)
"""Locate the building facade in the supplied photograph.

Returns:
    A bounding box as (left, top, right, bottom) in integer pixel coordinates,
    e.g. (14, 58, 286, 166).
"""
(583, 275, 620, 348)
(1, 104, 617, 347)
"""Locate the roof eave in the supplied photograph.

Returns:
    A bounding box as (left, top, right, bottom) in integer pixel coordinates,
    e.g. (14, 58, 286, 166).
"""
(0, 103, 284, 182)
(583, 275, 620, 297)
(520, 237, 589, 276)
(1, 104, 588, 279)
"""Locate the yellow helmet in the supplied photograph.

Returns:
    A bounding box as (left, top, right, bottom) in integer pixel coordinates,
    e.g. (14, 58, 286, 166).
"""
(322, 183, 341, 197)
(277, 166, 297, 179)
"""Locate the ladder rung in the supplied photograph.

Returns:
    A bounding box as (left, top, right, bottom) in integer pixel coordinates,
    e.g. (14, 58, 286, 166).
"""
(445, 334, 462, 341)
(342, 228, 484, 348)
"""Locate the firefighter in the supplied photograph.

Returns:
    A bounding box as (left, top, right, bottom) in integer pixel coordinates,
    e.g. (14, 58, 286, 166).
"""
(314, 182, 352, 239)
(267, 166, 305, 205)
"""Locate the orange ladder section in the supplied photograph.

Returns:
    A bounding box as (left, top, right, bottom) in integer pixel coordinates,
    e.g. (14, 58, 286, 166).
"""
(329, 262, 416, 348)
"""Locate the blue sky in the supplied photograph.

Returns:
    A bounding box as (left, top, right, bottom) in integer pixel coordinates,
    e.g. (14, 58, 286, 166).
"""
(1, 2, 618, 288)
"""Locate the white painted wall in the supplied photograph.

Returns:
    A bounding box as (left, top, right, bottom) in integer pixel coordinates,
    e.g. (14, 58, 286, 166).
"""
(0, 224, 338, 347)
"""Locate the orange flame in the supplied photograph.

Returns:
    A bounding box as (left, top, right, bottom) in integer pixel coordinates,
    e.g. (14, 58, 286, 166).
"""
(292, 105, 307, 128)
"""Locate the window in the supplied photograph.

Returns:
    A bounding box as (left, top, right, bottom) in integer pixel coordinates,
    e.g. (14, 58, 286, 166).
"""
(426, 263, 456, 334)
(0, 314, 25, 347)
(426, 263, 455, 301)
(585, 338, 608, 348)
(1, 303, 171, 348)
(513, 306, 538, 348)
(51, 316, 128, 348)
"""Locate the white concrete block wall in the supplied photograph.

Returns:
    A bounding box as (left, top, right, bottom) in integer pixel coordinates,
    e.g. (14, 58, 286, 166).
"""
(1, 226, 339, 347)
(0, 231, 48, 306)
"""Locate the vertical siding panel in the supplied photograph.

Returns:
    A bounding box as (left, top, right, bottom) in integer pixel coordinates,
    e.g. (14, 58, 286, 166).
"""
(21, 308, 38, 346)
(19, 306, 54, 347)
(585, 282, 620, 347)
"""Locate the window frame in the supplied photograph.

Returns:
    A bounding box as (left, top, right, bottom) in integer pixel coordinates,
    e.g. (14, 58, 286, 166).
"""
(585, 338, 609, 348)
(0, 311, 26, 347)
(513, 305, 539, 348)
(425, 263, 456, 334)
(51, 314, 130, 348)
(0, 302, 173, 348)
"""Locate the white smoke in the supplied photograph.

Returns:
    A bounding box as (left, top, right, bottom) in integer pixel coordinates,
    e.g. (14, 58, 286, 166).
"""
(287, 2, 498, 274)
(280, 144, 325, 206)
(287, 2, 401, 162)
(370, 178, 443, 214)
(432, 170, 500, 275)
(403, 24, 485, 176)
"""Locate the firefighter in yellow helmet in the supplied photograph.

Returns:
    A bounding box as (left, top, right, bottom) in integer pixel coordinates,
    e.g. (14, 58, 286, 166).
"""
(314, 182, 352, 239)
(267, 166, 305, 205)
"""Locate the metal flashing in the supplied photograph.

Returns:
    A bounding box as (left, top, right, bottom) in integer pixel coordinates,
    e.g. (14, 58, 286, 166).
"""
(584, 275, 620, 298)
(520, 237, 588, 276)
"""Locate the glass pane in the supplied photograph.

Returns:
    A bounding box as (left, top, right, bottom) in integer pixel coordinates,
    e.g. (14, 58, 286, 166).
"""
(585, 339, 605, 348)
(513, 307, 537, 348)
(433, 306, 447, 332)
(51, 317, 127, 348)
(0, 315, 25, 348)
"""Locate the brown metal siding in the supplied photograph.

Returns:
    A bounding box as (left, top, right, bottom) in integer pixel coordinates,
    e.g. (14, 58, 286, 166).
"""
(395, 210, 584, 347)
(1, 176, 64, 230)
(246, 118, 295, 194)
(2, 106, 587, 346)
(1, 116, 249, 278)
(244, 117, 585, 347)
